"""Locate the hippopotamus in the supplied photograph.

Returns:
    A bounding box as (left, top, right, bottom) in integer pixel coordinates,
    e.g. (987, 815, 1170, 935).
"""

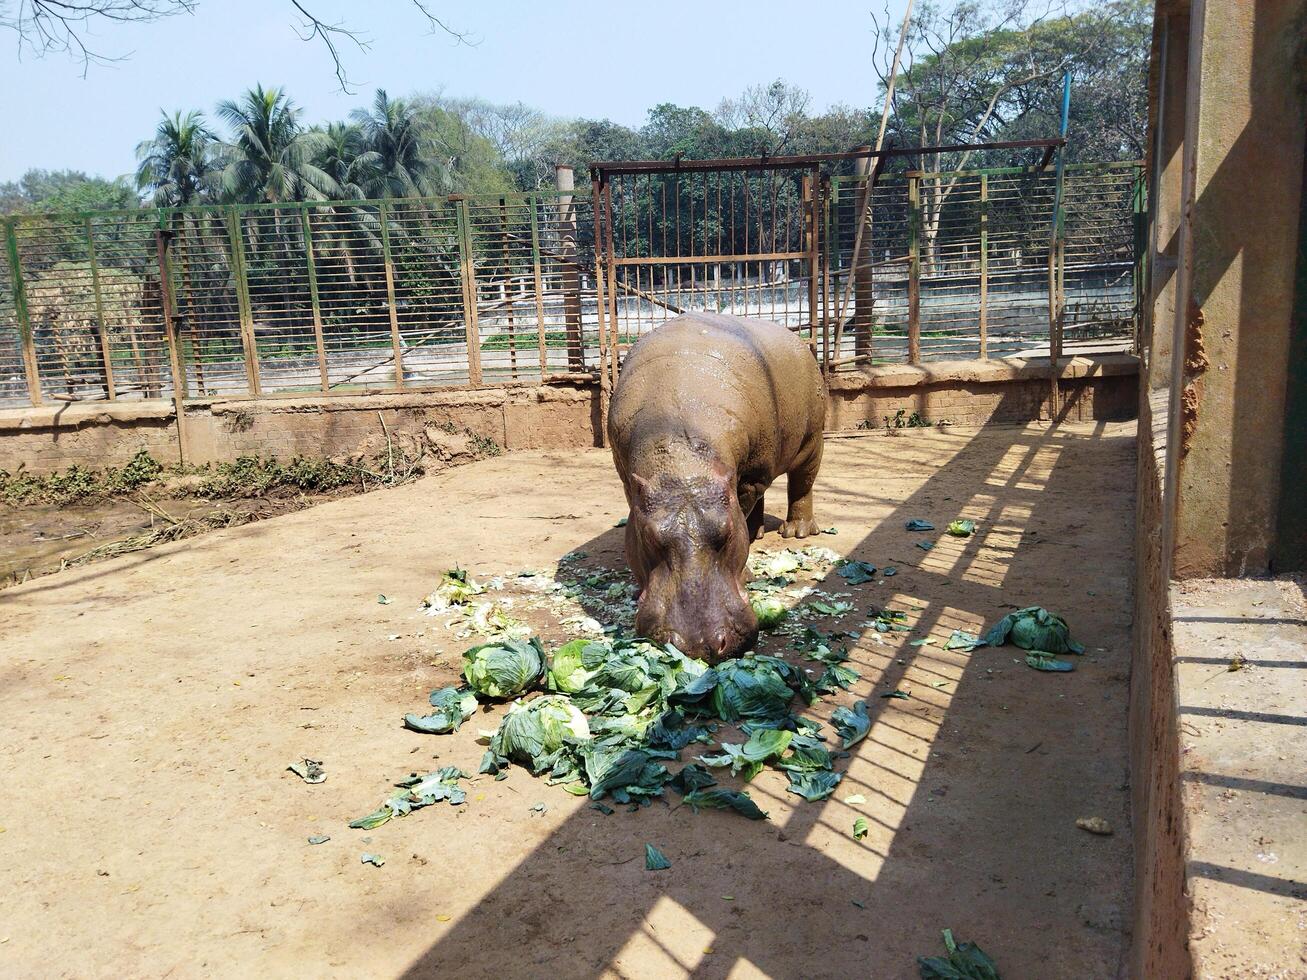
(607, 311, 826, 663)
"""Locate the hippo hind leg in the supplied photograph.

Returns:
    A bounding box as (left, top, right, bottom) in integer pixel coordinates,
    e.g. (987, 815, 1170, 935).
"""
(780, 442, 823, 539)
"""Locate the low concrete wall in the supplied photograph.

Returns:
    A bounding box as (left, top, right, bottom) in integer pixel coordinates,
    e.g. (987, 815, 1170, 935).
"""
(0, 354, 1138, 473)
(1128, 387, 1193, 978)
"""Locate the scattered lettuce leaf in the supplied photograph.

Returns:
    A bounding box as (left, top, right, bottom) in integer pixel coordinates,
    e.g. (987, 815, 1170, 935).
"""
(837, 560, 878, 585)
(947, 519, 976, 537)
(644, 843, 672, 871)
(421, 567, 483, 612)
(682, 788, 768, 820)
(1026, 653, 1075, 672)
(831, 701, 872, 748)
(905, 519, 935, 531)
(403, 686, 479, 734)
(853, 817, 869, 840)
(786, 768, 842, 801)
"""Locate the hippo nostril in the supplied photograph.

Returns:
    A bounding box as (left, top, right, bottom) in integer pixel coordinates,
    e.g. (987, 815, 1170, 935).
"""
(667, 631, 688, 652)
(714, 632, 731, 657)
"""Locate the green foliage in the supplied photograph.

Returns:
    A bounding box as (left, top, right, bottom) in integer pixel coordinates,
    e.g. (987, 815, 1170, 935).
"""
(0, 449, 161, 504)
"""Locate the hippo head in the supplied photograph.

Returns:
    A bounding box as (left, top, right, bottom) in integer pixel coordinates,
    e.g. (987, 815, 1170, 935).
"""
(626, 465, 758, 663)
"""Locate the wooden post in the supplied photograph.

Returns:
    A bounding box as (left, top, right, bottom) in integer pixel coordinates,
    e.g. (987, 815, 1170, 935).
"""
(4, 220, 41, 405)
(226, 210, 261, 396)
(300, 208, 329, 391)
(979, 173, 989, 358)
(454, 197, 483, 386)
(378, 201, 406, 390)
(907, 173, 922, 363)
(527, 193, 547, 377)
(85, 217, 117, 400)
(155, 230, 189, 464)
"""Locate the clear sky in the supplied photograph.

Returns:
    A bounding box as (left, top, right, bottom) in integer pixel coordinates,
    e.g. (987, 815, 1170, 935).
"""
(1, 0, 909, 182)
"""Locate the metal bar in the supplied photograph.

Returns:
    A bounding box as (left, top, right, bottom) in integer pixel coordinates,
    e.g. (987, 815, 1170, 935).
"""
(155, 230, 189, 462)
(612, 251, 807, 266)
(591, 173, 611, 446)
(497, 196, 518, 378)
(804, 169, 819, 350)
(84, 216, 117, 400)
(226, 210, 261, 396)
(593, 138, 1067, 176)
(979, 173, 989, 358)
(454, 197, 483, 387)
(528, 193, 547, 377)
(907, 174, 921, 363)
(4, 219, 41, 405)
(603, 178, 620, 390)
(378, 201, 406, 390)
(300, 209, 329, 392)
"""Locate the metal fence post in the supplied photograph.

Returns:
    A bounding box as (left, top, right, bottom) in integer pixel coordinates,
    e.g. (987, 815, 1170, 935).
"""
(300, 207, 329, 391)
(591, 170, 611, 444)
(979, 173, 989, 358)
(556, 165, 585, 372)
(4, 219, 41, 405)
(85, 217, 117, 400)
(453, 196, 483, 387)
(907, 173, 922, 363)
(225, 209, 261, 397)
(527, 193, 547, 378)
(803, 170, 819, 353)
(155, 229, 189, 463)
(378, 201, 406, 390)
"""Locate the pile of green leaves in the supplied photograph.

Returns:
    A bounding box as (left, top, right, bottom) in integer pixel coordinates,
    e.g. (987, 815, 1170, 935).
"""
(422, 567, 484, 613)
(917, 928, 1001, 979)
(984, 606, 1085, 672)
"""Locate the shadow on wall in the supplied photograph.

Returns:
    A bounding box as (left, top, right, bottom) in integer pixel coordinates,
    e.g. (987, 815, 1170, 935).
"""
(341, 389, 1147, 978)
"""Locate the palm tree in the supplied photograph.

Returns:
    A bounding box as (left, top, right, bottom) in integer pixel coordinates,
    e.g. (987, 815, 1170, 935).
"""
(134, 110, 218, 207)
(216, 85, 338, 203)
(351, 89, 445, 198)
(313, 122, 378, 201)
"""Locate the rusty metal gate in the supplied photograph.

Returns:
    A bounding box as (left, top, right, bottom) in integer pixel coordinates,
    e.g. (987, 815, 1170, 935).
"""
(589, 157, 825, 397)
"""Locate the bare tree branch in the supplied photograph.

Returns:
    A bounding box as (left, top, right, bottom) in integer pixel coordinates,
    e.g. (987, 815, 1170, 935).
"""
(1, 1, 471, 89)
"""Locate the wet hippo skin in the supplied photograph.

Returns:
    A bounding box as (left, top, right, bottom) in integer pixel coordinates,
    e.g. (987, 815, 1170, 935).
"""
(607, 311, 826, 663)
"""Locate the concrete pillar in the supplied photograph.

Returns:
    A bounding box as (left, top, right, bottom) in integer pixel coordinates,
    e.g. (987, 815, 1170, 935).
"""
(555, 164, 585, 372)
(852, 146, 876, 359)
(1143, 4, 1190, 392)
(1164, 0, 1307, 577)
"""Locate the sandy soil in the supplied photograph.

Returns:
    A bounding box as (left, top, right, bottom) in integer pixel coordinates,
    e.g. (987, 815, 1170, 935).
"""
(0, 422, 1136, 979)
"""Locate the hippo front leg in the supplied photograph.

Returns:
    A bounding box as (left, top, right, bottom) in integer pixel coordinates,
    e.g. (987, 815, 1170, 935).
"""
(746, 493, 765, 541)
(780, 441, 823, 539)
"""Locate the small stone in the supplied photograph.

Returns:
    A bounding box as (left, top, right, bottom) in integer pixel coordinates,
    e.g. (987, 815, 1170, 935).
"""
(1076, 816, 1113, 836)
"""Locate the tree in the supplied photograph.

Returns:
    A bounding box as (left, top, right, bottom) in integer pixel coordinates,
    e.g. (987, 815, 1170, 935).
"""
(714, 80, 812, 155)
(135, 110, 219, 207)
(351, 89, 444, 198)
(0, 170, 137, 214)
(313, 122, 376, 200)
(867, 0, 1149, 266)
(216, 85, 337, 203)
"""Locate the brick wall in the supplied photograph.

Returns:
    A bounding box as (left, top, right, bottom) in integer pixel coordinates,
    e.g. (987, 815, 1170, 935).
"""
(0, 355, 1137, 474)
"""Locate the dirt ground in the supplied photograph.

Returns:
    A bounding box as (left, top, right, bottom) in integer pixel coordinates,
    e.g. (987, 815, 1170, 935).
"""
(0, 421, 1136, 979)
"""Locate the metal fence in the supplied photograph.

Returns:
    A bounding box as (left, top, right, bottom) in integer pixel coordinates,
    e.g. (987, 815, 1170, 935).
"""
(0, 159, 1142, 409)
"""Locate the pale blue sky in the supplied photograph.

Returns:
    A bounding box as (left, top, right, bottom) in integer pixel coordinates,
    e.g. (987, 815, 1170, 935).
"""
(2, 0, 908, 182)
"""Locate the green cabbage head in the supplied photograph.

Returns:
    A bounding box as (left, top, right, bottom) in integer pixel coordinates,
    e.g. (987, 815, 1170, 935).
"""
(462, 637, 546, 698)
